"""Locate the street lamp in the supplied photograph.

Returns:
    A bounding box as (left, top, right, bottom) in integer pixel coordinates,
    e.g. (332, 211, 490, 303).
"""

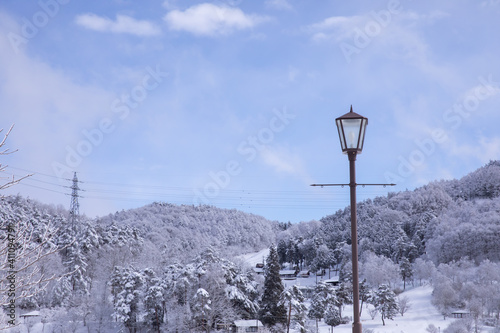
(335, 106, 367, 333)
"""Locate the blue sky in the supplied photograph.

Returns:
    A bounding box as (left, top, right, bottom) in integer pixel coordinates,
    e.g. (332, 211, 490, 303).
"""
(1, 0, 499, 223)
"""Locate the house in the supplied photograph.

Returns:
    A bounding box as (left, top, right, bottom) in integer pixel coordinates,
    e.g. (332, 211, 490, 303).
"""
(324, 276, 340, 287)
(295, 285, 314, 298)
(452, 310, 470, 318)
(279, 270, 297, 280)
(20, 311, 41, 324)
(233, 319, 264, 333)
(253, 267, 264, 275)
(298, 270, 310, 278)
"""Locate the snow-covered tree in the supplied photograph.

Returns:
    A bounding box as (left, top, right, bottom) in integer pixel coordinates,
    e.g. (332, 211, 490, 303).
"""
(259, 245, 287, 327)
(413, 258, 435, 285)
(399, 257, 413, 290)
(324, 304, 342, 332)
(308, 281, 338, 333)
(372, 284, 398, 326)
(335, 282, 351, 318)
(0, 207, 62, 328)
(432, 273, 460, 319)
(397, 295, 411, 316)
(277, 238, 288, 265)
(308, 281, 329, 321)
(310, 244, 335, 275)
(143, 268, 165, 331)
(110, 266, 145, 332)
(0, 125, 31, 190)
(443, 318, 473, 333)
(192, 288, 211, 332)
(361, 252, 400, 288)
(426, 324, 439, 333)
(50, 275, 73, 308)
(280, 285, 307, 333)
(359, 279, 371, 317)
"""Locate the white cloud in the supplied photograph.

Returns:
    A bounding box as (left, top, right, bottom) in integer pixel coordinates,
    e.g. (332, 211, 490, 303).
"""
(164, 3, 269, 36)
(288, 66, 299, 82)
(448, 136, 500, 164)
(75, 13, 161, 36)
(261, 147, 296, 174)
(265, 0, 293, 11)
(308, 15, 366, 42)
(162, 1, 176, 10)
(307, 10, 448, 47)
(0, 11, 113, 179)
(260, 146, 312, 184)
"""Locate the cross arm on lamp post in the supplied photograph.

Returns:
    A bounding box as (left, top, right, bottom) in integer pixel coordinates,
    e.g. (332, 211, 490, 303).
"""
(310, 183, 396, 187)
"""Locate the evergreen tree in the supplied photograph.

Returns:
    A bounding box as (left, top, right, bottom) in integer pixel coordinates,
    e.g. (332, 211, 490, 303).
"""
(359, 279, 371, 317)
(308, 281, 337, 332)
(280, 285, 307, 333)
(259, 245, 287, 326)
(399, 257, 413, 290)
(277, 239, 288, 265)
(192, 288, 211, 332)
(324, 304, 342, 331)
(143, 268, 165, 331)
(308, 281, 329, 321)
(110, 266, 144, 332)
(373, 284, 399, 326)
(51, 276, 73, 307)
(335, 282, 352, 318)
(310, 244, 335, 275)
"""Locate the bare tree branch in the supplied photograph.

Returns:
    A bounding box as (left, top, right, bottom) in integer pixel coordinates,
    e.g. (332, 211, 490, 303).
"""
(0, 124, 33, 191)
(0, 220, 69, 307)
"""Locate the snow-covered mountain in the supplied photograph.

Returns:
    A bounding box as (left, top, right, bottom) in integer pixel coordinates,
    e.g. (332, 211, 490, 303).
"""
(2, 161, 500, 332)
(97, 202, 279, 260)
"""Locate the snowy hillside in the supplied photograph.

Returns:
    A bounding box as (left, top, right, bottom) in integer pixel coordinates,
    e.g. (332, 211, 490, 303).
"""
(2, 162, 500, 332)
(97, 202, 279, 258)
(317, 285, 447, 333)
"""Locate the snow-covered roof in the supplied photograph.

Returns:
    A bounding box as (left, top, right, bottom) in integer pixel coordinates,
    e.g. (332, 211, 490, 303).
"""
(234, 319, 263, 327)
(279, 270, 296, 275)
(253, 267, 264, 273)
(324, 276, 340, 283)
(20, 311, 40, 317)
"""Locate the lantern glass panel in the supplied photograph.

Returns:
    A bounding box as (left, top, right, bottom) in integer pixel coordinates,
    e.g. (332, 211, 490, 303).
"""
(341, 118, 362, 150)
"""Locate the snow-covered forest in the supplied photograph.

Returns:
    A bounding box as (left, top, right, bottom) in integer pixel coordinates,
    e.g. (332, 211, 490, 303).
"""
(2, 161, 500, 332)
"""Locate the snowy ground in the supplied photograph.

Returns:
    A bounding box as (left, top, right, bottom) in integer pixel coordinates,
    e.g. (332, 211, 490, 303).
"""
(5, 250, 494, 332)
(320, 284, 447, 333)
(240, 247, 269, 267)
(238, 250, 495, 333)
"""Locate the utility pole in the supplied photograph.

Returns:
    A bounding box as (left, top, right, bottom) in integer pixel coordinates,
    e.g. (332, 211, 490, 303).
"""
(69, 172, 80, 232)
(312, 106, 395, 333)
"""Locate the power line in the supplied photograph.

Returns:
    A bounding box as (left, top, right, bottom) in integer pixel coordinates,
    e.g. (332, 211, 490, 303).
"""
(5, 166, 393, 212)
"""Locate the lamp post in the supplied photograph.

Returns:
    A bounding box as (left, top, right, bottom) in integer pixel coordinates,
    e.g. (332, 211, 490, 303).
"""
(335, 106, 368, 333)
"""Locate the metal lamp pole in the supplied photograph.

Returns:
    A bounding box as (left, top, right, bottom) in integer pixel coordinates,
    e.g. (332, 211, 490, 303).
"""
(335, 106, 367, 333)
(311, 106, 395, 333)
(348, 150, 362, 333)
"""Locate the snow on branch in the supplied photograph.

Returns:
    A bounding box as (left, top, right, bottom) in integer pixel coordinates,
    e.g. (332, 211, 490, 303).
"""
(0, 124, 32, 191)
